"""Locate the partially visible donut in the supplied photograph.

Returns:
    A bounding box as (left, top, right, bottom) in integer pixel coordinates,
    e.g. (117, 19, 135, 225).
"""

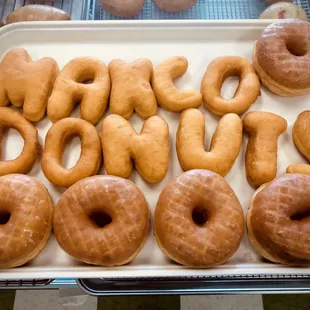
(53, 176, 150, 266)
(0, 174, 54, 268)
(253, 19, 310, 96)
(247, 174, 310, 266)
(154, 169, 244, 267)
(6, 5, 70, 24)
(260, 2, 308, 21)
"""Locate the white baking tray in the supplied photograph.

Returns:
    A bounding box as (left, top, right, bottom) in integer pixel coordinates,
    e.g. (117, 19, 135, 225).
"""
(0, 20, 309, 280)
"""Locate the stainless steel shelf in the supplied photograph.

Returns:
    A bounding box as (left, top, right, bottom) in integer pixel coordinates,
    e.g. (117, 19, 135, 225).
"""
(0, 0, 91, 22)
(93, 0, 310, 20)
(78, 275, 310, 296)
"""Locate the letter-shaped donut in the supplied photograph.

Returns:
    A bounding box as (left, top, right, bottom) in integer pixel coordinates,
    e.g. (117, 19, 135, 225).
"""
(152, 56, 202, 112)
(109, 59, 157, 119)
(176, 108, 242, 176)
(243, 111, 287, 187)
(0, 107, 41, 175)
(0, 48, 59, 122)
(42, 118, 102, 188)
(101, 114, 169, 183)
(287, 111, 310, 175)
(47, 57, 110, 125)
(201, 56, 260, 116)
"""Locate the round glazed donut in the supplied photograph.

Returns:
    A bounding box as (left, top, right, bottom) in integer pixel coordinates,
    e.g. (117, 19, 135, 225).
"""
(247, 174, 310, 266)
(154, 170, 244, 267)
(0, 107, 41, 176)
(201, 56, 260, 116)
(0, 174, 54, 268)
(42, 118, 101, 188)
(53, 176, 150, 266)
(253, 19, 310, 96)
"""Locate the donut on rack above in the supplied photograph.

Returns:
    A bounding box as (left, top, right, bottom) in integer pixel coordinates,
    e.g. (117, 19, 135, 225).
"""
(259, 2, 308, 21)
(253, 19, 310, 96)
(6, 5, 71, 24)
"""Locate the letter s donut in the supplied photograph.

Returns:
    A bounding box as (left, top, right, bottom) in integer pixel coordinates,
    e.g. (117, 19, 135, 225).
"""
(42, 118, 102, 188)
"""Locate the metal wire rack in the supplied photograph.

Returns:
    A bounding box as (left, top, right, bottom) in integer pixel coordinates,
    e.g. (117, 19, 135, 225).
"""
(0, 0, 91, 22)
(93, 0, 310, 20)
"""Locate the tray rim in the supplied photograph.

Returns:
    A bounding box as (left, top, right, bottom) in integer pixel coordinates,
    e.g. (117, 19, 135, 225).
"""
(0, 20, 309, 282)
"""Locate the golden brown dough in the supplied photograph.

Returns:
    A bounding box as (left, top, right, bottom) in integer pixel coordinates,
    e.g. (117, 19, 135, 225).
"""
(243, 111, 287, 187)
(101, 114, 169, 183)
(154, 169, 244, 267)
(0, 48, 59, 122)
(201, 56, 260, 116)
(0, 174, 54, 268)
(176, 109, 242, 176)
(292, 111, 310, 161)
(287, 163, 310, 174)
(54, 175, 150, 266)
(48, 57, 110, 125)
(42, 118, 102, 188)
(109, 59, 157, 119)
(153, 0, 198, 12)
(99, 0, 145, 17)
(152, 56, 202, 112)
(286, 111, 310, 174)
(247, 173, 310, 266)
(6, 5, 70, 24)
(0, 107, 41, 176)
(253, 20, 310, 96)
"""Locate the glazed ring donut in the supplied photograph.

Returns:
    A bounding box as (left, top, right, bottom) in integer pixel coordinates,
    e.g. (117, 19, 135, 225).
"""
(0, 107, 40, 176)
(0, 174, 54, 268)
(154, 169, 244, 267)
(48, 57, 110, 125)
(42, 118, 101, 188)
(53, 176, 150, 266)
(253, 19, 310, 96)
(247, 173, 310, 266)
(201, 56, 260, 116)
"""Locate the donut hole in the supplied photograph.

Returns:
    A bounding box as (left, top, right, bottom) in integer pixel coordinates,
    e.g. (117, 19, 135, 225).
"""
(286, 39, 307, 57)
(192, 207, 208, 226)
(220, 70, 240, 100)
(62, 135, 81, 169)
(76, 70, 95, 85)
(290, 210, 310, 221)
(0, 211, 10, 225)
(89, 211, 112, 228)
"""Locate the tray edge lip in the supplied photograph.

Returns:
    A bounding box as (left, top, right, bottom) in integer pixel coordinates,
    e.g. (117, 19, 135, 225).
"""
(0, 19, 279, 36)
